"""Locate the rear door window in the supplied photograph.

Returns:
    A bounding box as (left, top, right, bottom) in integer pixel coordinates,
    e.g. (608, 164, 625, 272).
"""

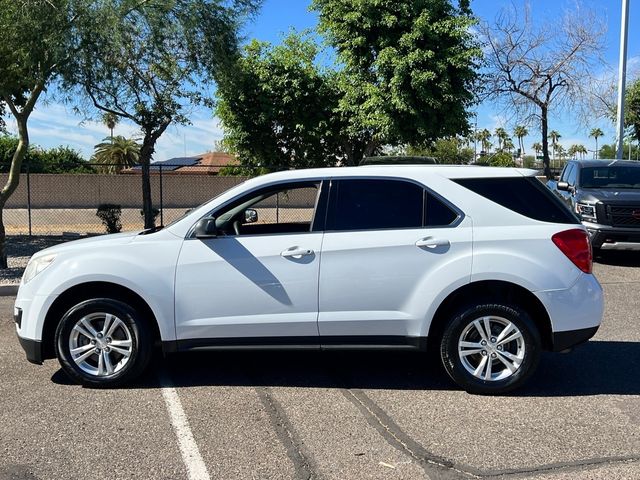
(326, 179, 424, 231)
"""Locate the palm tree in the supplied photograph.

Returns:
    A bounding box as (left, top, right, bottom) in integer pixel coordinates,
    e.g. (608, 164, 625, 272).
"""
(93, 136, 140, 173)
(532, 142, 542, 157)
(503, 137, 515, 153)
(476, 129, 492, 153)
(589, 128, 604, 159)
(514, 125, 528, 157)
(572, 144, 587, 160)
(495, 127, 508, 151)
(102, 112, 119, 143)
(548, 130, 561, 163)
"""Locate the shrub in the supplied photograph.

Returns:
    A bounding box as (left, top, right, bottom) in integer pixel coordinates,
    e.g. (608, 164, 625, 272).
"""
(96, 204, 123, 233)
(140, 207, 161, 225)
(489, 152, 516, 167)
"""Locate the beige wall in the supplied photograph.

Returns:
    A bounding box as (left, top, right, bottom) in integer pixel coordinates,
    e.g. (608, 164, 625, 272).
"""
(1, 174, 251, 209)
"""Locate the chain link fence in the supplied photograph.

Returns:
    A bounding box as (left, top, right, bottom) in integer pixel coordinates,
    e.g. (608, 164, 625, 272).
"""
(2, 164, 258, 235)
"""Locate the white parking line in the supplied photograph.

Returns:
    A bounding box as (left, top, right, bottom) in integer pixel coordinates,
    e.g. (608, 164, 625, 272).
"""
(160, 375, 211, 480)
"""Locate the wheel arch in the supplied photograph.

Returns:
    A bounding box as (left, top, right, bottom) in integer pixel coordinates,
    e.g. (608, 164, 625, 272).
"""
(41, 281, 162, 360)
(427, 280, 553, 352)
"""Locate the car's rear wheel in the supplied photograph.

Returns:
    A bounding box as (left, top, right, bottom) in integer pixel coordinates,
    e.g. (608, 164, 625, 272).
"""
(440, 303, 541, 395)
(55, 298, 152, 387)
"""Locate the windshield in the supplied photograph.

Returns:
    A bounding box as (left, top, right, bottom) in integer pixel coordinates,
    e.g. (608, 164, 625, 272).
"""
(580, 166, 640, 189)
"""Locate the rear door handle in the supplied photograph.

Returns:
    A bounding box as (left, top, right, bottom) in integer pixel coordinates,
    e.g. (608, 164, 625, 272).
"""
(415, 237, 450, 248)
(281, 247, 314, 258)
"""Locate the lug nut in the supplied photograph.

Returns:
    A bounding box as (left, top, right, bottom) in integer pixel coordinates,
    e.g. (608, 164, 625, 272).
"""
(97, 333, 103, 339)
(497, 345, 503, 351)
(106, 337, 112, 344)
(94, 348, 100, 353)
(481, 350, 487, 356)
(491, 353, 497, 358)
(481, 340, 487, 346)
(90, 340, 96, 345)
(490, 337, 497, 343)
(104, 347, 110, 353)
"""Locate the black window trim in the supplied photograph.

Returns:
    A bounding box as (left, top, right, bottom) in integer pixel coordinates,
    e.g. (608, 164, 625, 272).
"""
(186, 179, 329, 239)
(323, 176, 464, 233)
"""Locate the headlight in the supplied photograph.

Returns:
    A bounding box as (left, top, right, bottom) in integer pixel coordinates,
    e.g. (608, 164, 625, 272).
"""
(22, 254, 56, 284)
(575, 203, 596, 221)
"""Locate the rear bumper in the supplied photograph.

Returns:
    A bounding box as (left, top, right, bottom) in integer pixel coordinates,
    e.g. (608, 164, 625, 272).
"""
(17, 335, 44, 365)
(535, 273, 603, 348)
(552, 326, 599, 352)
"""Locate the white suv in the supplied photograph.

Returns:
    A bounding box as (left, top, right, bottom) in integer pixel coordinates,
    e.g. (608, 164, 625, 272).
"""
(14, 166, 603, 394)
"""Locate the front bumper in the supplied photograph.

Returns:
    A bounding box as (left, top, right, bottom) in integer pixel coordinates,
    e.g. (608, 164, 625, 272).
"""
(18, 335, 44, 365)
(584, 223, 640, 250)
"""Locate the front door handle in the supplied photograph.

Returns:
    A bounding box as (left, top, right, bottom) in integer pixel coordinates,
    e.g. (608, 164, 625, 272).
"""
(281, 247, 314, 258)
(415, 237, 450, 248)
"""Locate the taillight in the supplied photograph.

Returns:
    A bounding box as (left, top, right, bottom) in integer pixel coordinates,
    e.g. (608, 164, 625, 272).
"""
(552, 229, 592, 274)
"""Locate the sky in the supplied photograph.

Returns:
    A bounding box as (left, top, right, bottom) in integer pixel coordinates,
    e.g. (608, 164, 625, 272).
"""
(4, 0, 639, 161)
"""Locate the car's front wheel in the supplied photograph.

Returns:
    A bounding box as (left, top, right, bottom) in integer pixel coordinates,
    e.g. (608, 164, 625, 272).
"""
(440, 303, 541, 395)
(55, 298, 152, 387)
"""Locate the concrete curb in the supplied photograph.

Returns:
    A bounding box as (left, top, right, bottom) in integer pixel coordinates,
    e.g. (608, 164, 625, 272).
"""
(0, 285, 19, 296)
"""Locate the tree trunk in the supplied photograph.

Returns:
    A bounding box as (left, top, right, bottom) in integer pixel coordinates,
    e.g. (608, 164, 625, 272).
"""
(540, 106, 552, 179)
(139, 123, 170, 229)
(0, 116, 30, 268)
(139, 136, 156, 229)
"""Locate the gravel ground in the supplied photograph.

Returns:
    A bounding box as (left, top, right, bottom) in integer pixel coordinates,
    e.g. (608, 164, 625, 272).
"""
(0, 235, 79, 285)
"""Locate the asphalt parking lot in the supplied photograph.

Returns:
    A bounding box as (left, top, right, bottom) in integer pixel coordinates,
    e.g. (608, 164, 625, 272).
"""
(1, 253, 639, 480)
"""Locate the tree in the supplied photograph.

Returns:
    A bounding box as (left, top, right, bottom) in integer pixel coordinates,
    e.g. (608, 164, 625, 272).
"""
(408, 137, 473, 164)
(216, 33, 364, 170)
(548, 130, 561, 161)
(0, 102, 6, 134)
(475, 129, 492, 153)
(494, 127, 508, 151)
(92, 136, 140, 174)
(479, 4, 605, 178)
(503, 137, 515, 153)
(0, 0, 104, 267)
(312, 0, 481, 153)
(532, 142, 542, 157)
(572, 144, 587, 160)
(589, 128, 604, 159)
(69, 0, 260, 228)
(625, 79, 640, 144)
(102, 112, 119, 143)
(0, 135, 93, 174)
(514, 125, 528, 156)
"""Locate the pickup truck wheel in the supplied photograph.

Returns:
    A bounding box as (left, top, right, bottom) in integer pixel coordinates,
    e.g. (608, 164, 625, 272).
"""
(440, 303, 541, 395)
(55, 298, 152, 387)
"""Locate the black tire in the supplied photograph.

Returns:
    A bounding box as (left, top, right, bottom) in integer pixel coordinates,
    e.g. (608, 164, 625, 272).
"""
(55, 298, 152, 387)
(440, 303, 541, 395)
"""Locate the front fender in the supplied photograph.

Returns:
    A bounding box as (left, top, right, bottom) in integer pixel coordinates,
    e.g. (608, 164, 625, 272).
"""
(23, 235, 182, 342)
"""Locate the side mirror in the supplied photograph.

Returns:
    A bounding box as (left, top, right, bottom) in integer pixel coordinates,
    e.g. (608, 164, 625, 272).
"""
(194, 216, 217, 239)
(244, 208, 258, 224)
(557, 181, 570, 192)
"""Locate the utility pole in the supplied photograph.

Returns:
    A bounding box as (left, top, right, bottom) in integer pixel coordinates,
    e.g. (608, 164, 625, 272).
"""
(615, 0, 629, 159)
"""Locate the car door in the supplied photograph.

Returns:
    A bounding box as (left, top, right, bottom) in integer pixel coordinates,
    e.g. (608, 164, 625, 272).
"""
(557, 163, 575, 207)
(318, 178, 472, 344)
(174, 180, 327, 345)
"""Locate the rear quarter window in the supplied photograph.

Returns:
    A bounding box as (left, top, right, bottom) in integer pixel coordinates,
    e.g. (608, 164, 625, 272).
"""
(454, 177, 580, 224)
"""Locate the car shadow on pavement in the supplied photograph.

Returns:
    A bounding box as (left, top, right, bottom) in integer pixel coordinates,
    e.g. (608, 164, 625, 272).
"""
(52, 340, 640, 396)
(594, 250, 640, 267)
